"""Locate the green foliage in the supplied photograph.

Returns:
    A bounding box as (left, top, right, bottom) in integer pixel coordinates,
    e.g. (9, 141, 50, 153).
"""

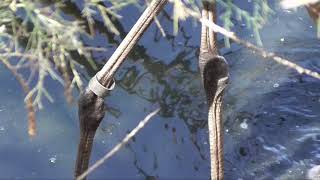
(168, 0, 273, 47)
(83, 0, 139, 35)
(0, 1, 102, 109)
(218, 0, 273, 47)
(0, 0, 272, 109)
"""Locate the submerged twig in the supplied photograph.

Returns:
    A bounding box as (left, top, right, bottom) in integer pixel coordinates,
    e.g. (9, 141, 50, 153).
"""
(1, 59, 37, 137)
(145, 0, 166, 37)
(76, 108, 160, 180)
(59, 61, 73, 104)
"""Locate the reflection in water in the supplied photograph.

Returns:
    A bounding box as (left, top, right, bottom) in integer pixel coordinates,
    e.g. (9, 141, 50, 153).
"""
(0, 1, 319, 179)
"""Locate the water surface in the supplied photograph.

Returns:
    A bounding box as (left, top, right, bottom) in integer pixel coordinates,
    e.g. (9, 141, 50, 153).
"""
(0, 2, 319, 179)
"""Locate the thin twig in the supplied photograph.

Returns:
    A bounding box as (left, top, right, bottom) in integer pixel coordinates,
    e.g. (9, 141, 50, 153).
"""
(0, 52, 37, 59)
(76, 108, 160, 180)
(145, 0, 166, 37)
(200, 18, 320, 80)
(59, 62, 73, 104)
(1, 59, 37, 136)
(153, 15, 166, 37)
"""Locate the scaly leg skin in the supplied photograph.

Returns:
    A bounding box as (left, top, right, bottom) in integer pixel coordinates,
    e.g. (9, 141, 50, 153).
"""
(203, 57, 229, 180)
(75, 88, 105, 180)
(199, 1, 229, 180)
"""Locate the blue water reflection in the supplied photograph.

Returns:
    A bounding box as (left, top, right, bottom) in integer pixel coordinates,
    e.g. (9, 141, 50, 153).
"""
(0, 1, 319, 179)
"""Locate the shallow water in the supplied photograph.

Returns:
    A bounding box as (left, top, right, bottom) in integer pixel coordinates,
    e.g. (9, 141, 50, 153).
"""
(0, 1, 319, 179)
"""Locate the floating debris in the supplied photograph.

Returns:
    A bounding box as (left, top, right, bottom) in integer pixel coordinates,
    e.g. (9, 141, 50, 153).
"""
(240, 119, 248, 129)
(273, 83, 280, 88)
(49, 156, 57, 164)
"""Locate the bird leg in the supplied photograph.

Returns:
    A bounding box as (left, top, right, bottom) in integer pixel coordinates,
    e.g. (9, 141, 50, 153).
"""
(199, 1, 229, 179)
(75, 0, 167, 179)
(75, 88, 106, 179)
